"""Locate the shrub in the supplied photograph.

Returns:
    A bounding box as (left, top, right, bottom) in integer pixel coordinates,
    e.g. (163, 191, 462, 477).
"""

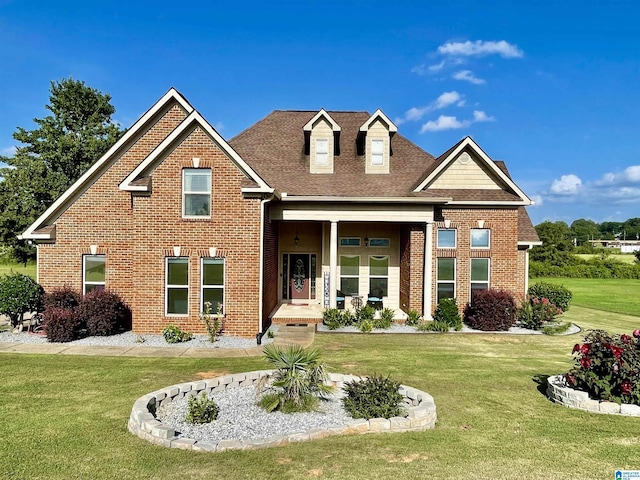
(185, 392, 219, 424)
(44, 286, 81, 310)
(528, 282, 572, 312)
(517, 296, 562, 330)
(424, 320, 450, 332)
(323, 308, 344, 330)
(432, 298, 462, 331)
(565, 329, 640, 405)
(162, 324, 193, 343)
(405, 310, 421, 327)
(356, 304, 376, 332)
(201, 301, 223, 342)
(256, 344, 333, 413)
(77, 289, 129, 336)
(374, 307, 395, 329)
(463, 289, 516, 331)
(342, 374, 404, 419)
(0, 273, 44, 328)
(44, 307, 82, 342)
(358, 318, 373, 333)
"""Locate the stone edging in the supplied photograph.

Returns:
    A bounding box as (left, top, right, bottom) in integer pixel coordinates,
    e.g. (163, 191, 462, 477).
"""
(128, 370, 437, 452)
(546, 374, 640, 416)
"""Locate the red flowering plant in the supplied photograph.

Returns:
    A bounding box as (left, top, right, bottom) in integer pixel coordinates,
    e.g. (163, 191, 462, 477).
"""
(565, 329, 640, 405)
(517, 295, 563, 330)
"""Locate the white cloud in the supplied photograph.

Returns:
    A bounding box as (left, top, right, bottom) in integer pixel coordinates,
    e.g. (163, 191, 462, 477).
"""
(411, 60, 447, 76)
(420, 115, 468, 133)
(550, 174, 583, 195)
(213, 121, 225, 131)
(437, 40, 524, 59)
(453, 70, 486, 85)
(472, 110, 495, 122)
(396, 91, 464, 124)
(530, 194, 543, 206)
(595, 165, 640, 186)
(1, 146, 16, 157)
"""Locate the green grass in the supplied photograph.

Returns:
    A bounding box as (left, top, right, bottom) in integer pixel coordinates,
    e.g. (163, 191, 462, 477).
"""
(575, 253, 637, 264)
(1, 311, 640, 479)
(0, 260, 36, 279)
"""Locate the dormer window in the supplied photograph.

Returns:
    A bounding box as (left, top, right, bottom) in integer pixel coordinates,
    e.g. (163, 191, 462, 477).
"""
(359, 109, 397, 175)
(371, 139, 384, 166)
(316, 138, 329, 166)
(304, 109, 341, 174)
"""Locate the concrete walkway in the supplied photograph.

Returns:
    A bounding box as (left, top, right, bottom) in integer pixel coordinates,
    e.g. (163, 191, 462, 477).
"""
(272, 324, 316, 348)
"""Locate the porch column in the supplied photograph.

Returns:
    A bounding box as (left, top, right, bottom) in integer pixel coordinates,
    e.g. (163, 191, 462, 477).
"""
(329, 220, 338, 308)
(423, 221, 433, 319)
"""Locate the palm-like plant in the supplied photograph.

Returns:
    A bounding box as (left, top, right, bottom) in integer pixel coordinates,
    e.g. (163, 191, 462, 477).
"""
(257, 344, 334, 413)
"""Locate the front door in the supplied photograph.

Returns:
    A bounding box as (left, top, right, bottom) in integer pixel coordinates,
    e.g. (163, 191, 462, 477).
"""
(289, 254, 310, 301)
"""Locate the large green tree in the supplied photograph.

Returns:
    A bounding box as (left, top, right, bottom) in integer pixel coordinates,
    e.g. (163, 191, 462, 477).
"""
(530, 220, 575, 264)
(570, 218, 600, 245)
(0, 78, 124, 263)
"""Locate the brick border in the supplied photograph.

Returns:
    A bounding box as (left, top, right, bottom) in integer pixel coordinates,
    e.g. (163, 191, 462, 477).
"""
(546, 374, 640, 416)
(128, 370, 437, 452)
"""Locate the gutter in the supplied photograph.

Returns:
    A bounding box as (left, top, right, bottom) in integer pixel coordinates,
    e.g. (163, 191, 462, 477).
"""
(257, 194, 274, 344)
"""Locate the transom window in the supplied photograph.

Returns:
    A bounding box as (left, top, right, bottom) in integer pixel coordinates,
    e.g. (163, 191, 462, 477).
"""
(371, 139, 384, 165)
(471, 228, 490, 248)
(166, 257, 189, 315)
(315, 138, 328, 166)
(201, 258, 224, 313)
(471, 258, 490, 302)
(369, 255, 389, 297)
(437, 229, 457, 248)
(369, 238, 390, 247)
(340, 255, 360, 296)
(83, 255, 105, 294)
(340, 237, 361, 247)
(436, 258, 455, 303)
(183, 168, 211, 218)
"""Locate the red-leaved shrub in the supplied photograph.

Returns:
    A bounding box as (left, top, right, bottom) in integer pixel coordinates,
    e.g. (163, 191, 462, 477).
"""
(44, 307, 82, 342)
(464, 289, 516, 331)
(44, 286, 81, 310)
(78, 289, 129, 336)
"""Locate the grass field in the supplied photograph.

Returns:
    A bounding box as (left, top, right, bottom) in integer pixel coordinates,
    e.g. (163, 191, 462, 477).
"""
(0, 260, 36, 279)
(575, 253, 637, 264)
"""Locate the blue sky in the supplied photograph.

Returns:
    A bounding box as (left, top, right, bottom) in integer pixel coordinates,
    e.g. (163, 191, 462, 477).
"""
(1, 0, 638, 226)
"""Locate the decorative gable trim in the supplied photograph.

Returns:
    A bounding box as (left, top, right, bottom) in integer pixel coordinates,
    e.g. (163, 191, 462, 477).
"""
(359, 109, 398, 133)
(303, 109, 341, 132)
(20, 88, 194, 241)
(119, 110, 273, 195)
(412, 136, 532, 204)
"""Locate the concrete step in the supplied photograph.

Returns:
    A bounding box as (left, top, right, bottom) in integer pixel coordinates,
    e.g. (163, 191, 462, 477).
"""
(273, 324, 315, 348)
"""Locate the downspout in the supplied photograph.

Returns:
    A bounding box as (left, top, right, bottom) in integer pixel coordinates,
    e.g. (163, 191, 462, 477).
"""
(257, 194, 274, 345)
(524, 244, 532, 297)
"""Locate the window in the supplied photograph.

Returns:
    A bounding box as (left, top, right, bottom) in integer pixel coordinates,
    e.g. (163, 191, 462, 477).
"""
(183, 169, 211, 218)
(369, 238, 390, 247)
(166, 257, 189, 315)
(201, 258, 224, 313)
(369, 255, 389, 297)
(471, 258, 490, 302)
(83, 255, 105, 294)
(340, 255, 359, 296)
(437, 229, 456, 248)
(340, 237, 361, 247)
(471, 228, 490, 248)
(315, 138, 328, 165)
(371, 139, 384, 165)
(436, 258, 455, 303)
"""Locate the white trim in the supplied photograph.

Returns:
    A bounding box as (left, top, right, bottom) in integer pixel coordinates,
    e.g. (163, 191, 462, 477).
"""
(22, 88, 194, 240)
(83, 254, 106, 294)
(182, 168, 212, 219)
(329, 221, 338, 308)
(412, 136, 532, 205)
(368, 254, 389, 297)
(368, 237, 390, 248)
(340, 237, 361, 247)
(359, 109, 398, 133)
(280, 196, 449, 204)
(518, 241, 543, 247)
(444, 200, 530, 206)
(303, 109, 341, 132)
(470, 258, 490, 299)
(165, 257, 189, 316)
(470, 228, 491, 249)
(423, 222, 433, 319)
(339, 254, 360, 296)
(201, 257, 224, 314)
(436, 228, 457, 249)
(436, 257, 456, 303)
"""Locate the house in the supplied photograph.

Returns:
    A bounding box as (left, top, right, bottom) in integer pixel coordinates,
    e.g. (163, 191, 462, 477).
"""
(21, 88, 540, 338)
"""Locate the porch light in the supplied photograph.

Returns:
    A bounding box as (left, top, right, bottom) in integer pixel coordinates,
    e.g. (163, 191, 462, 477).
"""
(294, 234, 299, 247)
(364, 236, 369, 247)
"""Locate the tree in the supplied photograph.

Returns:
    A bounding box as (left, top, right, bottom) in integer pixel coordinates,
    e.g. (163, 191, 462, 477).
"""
(570, 218, 600, 246)
(0, 273, 44, 329)
(530, 221, 575, 264)
(0, 78, 124, 263)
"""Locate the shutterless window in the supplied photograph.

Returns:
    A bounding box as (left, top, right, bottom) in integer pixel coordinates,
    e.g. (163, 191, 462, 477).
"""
(83, 254, 105, 294)
(369, 255, 389, 297)
(471, 228, 490, 248)
(166, 257, 189, 315)
(183, 169, 211, 218)
(202, 258, 224, 314)
(340, 237, 361, 247)
(437, 229, 456, 248)
(436, 258, 455, 303)
(369, 238, 390, 247)
(315, 138, 328, 165)
(340, 255, 360, 296)
(471, 258, 490, 303)
(371, 139, 384, 165)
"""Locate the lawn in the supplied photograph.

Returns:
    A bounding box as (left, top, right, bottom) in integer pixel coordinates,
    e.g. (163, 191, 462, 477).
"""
(575, 253, 637, 264)
(0, 260, 36, 279)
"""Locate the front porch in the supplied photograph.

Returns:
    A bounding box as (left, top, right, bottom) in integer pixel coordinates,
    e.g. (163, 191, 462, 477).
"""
(269, 301, 409, 325)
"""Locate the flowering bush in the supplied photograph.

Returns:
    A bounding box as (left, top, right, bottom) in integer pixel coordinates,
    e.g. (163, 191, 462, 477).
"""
(528, 282, 572, 311)
(517, 296, 563, 330)
(564, 329, 640, 405)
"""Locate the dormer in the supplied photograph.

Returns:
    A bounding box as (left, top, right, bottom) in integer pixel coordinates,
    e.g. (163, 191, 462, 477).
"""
(358, 109, 397, 174)
(304, 109, 341, 174)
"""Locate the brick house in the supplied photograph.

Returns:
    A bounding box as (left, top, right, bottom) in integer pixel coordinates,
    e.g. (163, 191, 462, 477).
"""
(21, 88, 540, 338)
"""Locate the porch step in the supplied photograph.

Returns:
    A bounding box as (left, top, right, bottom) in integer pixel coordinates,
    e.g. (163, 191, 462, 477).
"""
(273, 324, 315, 348)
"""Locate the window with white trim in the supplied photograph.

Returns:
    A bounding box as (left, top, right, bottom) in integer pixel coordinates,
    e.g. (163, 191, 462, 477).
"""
(470, 258, 490, 302)
(83, 254, 105, 294)
(471, 228, 490, 248)
(369, 255, 389, 297)
(166, 257, 189, 315)
(437, 229, 456, 248)
(371, 139, 384, 166)
(369, 238, 390, 247)
(315, 138, 328, 166)
(201, 258, 224, 313)
(340, 237, 361, 247)
(183, 168, 211, 218)
(340, 255, 359, 296)
(436, 258, 455, 303)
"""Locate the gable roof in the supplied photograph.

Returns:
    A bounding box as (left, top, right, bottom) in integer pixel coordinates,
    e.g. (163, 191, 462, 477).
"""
(303, 109, 341, 132)
(359, 109, 398, 133)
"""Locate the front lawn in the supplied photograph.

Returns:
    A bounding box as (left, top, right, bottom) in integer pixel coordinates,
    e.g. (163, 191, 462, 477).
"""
(2, 311, 640, 479)
(0, 260, 36, 279)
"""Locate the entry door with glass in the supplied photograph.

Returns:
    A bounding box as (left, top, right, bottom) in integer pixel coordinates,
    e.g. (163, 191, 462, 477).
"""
(282, 253, 317, 301)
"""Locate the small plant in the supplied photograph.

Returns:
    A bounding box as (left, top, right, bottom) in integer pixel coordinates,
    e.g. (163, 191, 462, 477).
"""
(44, 307, 82, 342)
(405, 309, 422, 327)
(342, 374, 404, 420)
(201, 301, 223, 342)
(323, 308, 345, 330)
(162, 324, 193, 344)
(542, 321, 571, 335)
(432, 298, 462, 331)
(374, 307, 395, 329)
(267, 329, 275, 339)
(416, 319, 433, 332)
(358, 318, 373, 333)
(463, 289, 516, 331)
(425, 320, 450, 332)
(77, 289, 129, 336)
(185, 392, 219, 424)
(0, 273, 44, 329)
(356, 304, 376, 332)
(256, 344, 333, 413)
(528, 282, 572, 312)
(517, 296, 562, 330)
